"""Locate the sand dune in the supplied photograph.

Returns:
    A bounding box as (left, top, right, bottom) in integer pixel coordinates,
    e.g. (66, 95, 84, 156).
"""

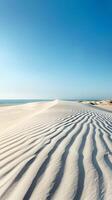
(0, 100, 112, 200)
(81, 100, 112, 112)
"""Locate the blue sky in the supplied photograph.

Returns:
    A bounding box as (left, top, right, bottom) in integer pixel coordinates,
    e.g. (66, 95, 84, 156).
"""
(0, 0, 112, 99)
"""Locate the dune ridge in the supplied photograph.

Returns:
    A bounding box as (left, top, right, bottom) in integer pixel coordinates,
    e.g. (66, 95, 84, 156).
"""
(0, 100, 112, 200)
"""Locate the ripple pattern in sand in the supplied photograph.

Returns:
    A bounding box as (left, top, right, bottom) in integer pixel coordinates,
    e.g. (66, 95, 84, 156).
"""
(0, 101, 112, 200)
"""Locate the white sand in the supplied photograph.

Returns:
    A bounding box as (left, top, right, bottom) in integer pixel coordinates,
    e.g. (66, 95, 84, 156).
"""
(0, 100, 112, 200)
(81, 100, 112, 112)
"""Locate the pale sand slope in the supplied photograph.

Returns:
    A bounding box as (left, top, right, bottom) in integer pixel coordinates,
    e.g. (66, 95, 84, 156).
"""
(0, 100, 112, 200)
(81, 100, 112, 112)
(96, 101, 112, 112)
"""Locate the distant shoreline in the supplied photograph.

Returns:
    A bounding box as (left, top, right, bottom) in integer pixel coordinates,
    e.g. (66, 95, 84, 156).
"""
(0, 99, 112, 107)
(0, 99, 53, 106)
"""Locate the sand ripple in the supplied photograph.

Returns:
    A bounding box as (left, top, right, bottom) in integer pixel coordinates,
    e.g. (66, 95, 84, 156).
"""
(0, 101, 112, 200)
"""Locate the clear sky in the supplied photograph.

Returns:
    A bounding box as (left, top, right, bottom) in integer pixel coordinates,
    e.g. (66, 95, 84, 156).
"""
(0, 0, 112, 99)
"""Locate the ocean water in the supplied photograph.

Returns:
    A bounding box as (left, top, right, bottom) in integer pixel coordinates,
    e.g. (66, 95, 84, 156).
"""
(0, 99, 52, 106)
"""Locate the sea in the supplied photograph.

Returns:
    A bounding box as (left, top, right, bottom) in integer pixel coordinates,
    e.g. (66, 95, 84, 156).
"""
(0, 99, 52, 106)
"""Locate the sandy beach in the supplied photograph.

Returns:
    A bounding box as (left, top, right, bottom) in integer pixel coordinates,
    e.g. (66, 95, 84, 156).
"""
(0, 100, 112, 200)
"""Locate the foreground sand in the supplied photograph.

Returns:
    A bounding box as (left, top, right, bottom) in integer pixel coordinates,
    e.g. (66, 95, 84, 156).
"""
(0, 100, 112, 200)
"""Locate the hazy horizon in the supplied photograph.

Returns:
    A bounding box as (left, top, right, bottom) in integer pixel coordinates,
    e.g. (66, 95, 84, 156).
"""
(0, 0, 112, 99)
